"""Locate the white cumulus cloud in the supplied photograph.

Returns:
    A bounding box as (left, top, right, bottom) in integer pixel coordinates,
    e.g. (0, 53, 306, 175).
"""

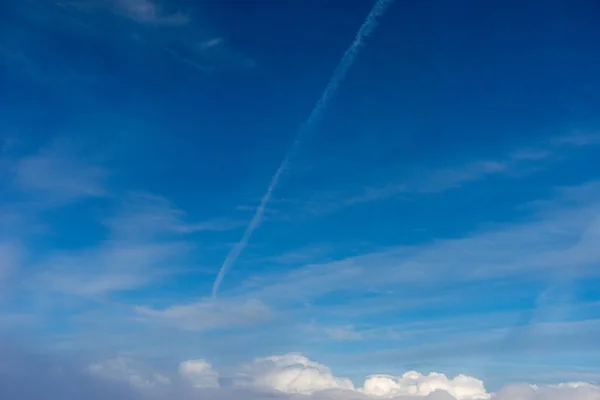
(360, 371, 490, 400)
(235, 353, 355, 394)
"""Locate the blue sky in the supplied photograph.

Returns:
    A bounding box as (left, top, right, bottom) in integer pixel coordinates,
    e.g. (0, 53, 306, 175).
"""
(2, 0, 600, 396)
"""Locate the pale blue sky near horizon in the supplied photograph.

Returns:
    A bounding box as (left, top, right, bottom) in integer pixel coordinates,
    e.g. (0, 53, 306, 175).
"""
(1, 0, 600, 392)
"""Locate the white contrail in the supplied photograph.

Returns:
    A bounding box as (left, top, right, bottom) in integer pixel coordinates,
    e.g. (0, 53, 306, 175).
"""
(211, 0, 396, 298)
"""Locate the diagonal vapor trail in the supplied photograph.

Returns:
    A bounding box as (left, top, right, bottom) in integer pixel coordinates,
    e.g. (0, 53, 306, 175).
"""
(211, 0, 396, 298)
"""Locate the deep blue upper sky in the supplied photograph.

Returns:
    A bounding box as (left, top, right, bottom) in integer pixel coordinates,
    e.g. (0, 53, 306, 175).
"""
(1, 0, 600, 392)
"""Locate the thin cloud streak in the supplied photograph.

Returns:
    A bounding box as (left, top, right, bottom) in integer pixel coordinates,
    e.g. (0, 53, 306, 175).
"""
(134, 298, 271, 332)
(211, 0, 396, 297)
(274, 131, 600, 218)
(219, 181, 600, 306)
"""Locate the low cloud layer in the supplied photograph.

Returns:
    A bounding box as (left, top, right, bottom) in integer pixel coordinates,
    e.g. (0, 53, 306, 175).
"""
(87, 357, 171, 390)
(1, 348, 599, 400)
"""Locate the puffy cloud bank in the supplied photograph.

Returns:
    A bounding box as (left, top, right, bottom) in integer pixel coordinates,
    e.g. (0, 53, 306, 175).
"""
(1, 347, 599, 400)
(360, 372, 489, 399)
(232, 354, 486, 399)
(226, 354, 600, 400)
(87, 353, 599, 400)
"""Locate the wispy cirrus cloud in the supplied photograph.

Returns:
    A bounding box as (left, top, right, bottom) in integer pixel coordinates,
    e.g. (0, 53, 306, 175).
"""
(1, 143, 107, 292)
(2, 143, 240, 299)
(199, 37, 224, 51)
(14, 142, 108, 204)
(281, 131, 600, 216)
(178, 218, 247, 233)
(135, 298, 271, 332)
(28, 190, 243, 297)
(64, 0, 253, 71)
(107, 178, 600, 374)
(63, 0, 189, 26)
(393, 131, 597, 195)
(262, 244, 336, 266)
(33, 241, 188, 296)
(111, 0, 189, 26)
(361, 317, 600, 370)
(218, 180, 600, 309)
(8, 0, 254, 79)
(549, 131, 600, 146)
(0, 241, 21, 282)
(168, 36, 257, 73)
(105, 192, 245, 239)
(322, 325, 365, 341)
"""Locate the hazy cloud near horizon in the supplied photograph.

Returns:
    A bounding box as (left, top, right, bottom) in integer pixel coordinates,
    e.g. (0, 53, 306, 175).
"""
(2, 348, 599, 400)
